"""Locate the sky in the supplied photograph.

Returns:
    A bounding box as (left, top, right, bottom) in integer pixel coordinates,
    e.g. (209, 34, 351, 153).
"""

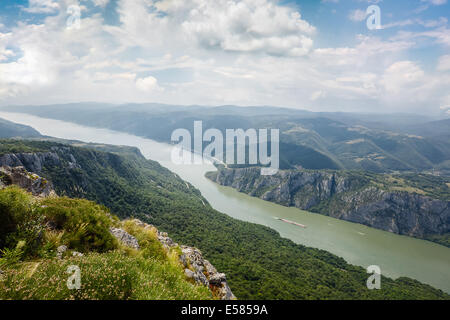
(0, 0, 449, 114)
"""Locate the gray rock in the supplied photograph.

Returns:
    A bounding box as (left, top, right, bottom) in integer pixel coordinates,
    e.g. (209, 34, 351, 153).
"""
(157, 231, 178, 248)
(184, 269, 195, 279)
(131, 219, 236, 300)
(109, 227, 140, 249)
(219, 282, 237, 300)
(209, 273, 226, 285)
(184, 269, 209, 286)
(196, 271, 209, 286)
(72, 251, 84, 257)
(0, 165, 55, 197)
(203, 259, 217, 275)
(57, 245, 68, 259)
(179, 254, 188, 268)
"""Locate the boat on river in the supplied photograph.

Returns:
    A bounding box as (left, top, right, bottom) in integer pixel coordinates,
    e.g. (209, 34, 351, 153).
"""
(275, 217, 307, 228)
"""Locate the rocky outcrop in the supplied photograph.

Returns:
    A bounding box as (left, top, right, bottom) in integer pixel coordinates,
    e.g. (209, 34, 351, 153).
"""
(122, 219, 236, 300)
(0, 151, 62, 174)
(207, 167, 450, 240)
(0, 165, 55, 197)
(109, 227, 140, 250)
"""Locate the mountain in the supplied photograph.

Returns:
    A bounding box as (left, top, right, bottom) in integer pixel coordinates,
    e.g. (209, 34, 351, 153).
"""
(0, 138, 448, 299)
(0, 168, 233, 300)
(3, 103, 449, 174)
(0, 118, 42, 138)
(206, 166, 450, 247)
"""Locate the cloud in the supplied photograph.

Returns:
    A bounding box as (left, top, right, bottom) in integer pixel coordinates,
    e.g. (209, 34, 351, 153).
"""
(90, 0, 110, 7)
(136, 76, 161, 91)
(437, 55, 450, 71)
(348, 9, 367, 22)
(421, 0, 447, 5)
(112, 0, 315, 57)
(23, 0, 61, 14)
(382, 61, 425, 94)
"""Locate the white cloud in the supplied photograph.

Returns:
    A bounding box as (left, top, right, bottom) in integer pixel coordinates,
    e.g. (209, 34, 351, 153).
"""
(90, 0, 110, 7)
(348, 9, 367, 22)
(310, 90, 326, 101)
(421, 0, 447, 5)
(111, 0, 315, 57)
(23, 0, 61, 13)
(437, 55, 450, 71)
(382, 61, 425, 94)
(136, 76, 160, 91)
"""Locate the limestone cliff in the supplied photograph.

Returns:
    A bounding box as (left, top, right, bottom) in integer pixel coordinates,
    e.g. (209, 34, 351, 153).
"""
(206, 167, 450, 241)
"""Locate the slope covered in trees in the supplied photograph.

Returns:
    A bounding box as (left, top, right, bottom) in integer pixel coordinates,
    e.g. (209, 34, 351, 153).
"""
(0, 139, 448, 299)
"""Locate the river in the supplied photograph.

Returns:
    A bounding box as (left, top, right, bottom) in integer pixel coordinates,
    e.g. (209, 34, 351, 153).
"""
(1, 111, 449, 293)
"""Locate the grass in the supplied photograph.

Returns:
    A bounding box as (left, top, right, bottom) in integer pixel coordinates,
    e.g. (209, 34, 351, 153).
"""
(0, 251, 212, 300)
(0, 187, 214, 300)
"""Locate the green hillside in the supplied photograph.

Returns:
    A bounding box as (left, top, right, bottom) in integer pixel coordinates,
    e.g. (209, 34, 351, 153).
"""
(0, 186, 212, 300)
(0, 139, 448, 299)
(0, 118, 42, 139)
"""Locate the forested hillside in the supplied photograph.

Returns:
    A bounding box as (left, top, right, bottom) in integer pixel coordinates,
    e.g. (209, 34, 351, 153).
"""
(0, 139, 448, 299)
(0, 118, 41, 139)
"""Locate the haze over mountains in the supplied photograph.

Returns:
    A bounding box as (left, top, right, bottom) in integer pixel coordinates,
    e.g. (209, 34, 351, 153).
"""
(3, 103, 450, 174)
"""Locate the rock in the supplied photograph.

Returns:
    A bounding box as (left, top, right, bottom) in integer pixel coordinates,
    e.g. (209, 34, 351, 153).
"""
(129, 219, 236, 300)
(181, 246, 204, 269)
(72, 251, 84, 257)
(196, 271, 209, 286)
(184, 268, 195, 279)
(0, 152, 61, 175)
(0, 165, 55, 197)
(209, 273, 226, 285)
(131, 219, 154, 230)
(219, 282, 237, 300)
(157, 231, 178, 248)
(179, 254, 188, 268)
(109, 227, 140, 249)
(203, 259, 217, 275)
(184, 268, 209, 286)
(57, 245, 68, 259)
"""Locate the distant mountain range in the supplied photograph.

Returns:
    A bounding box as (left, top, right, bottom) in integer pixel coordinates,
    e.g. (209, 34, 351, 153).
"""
(2, 103, 449, 174)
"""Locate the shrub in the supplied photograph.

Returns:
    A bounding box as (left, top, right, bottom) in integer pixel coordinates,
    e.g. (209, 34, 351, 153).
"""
(38, 198, 118, 253)
(0, 187, 40, 254)
(122, 220, 167, 261)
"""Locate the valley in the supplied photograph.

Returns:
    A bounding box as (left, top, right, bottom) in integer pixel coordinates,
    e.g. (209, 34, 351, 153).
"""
(1, 111, 449, 295)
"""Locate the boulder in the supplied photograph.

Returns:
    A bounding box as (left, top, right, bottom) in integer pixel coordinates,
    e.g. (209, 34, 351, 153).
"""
(0, 165, 55, 197)
(109, 227, 140, 249)
(56, 245, 68, 259)
(209, 273, 226, 285)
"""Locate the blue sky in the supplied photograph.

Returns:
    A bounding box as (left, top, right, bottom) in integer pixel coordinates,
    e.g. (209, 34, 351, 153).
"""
(0, 0, 449, 114)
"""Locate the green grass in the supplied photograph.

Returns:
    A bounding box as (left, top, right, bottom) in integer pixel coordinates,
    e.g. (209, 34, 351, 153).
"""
(0, 251, 212, 300)
(0, 187, 213, 300)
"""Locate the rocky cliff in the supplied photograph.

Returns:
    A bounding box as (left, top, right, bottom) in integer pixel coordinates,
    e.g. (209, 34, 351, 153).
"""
(109, 220, 235, 300)
(1, 164, 235, 300)
(207, 167, 450, 241)
(0, 165, 54, 197)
